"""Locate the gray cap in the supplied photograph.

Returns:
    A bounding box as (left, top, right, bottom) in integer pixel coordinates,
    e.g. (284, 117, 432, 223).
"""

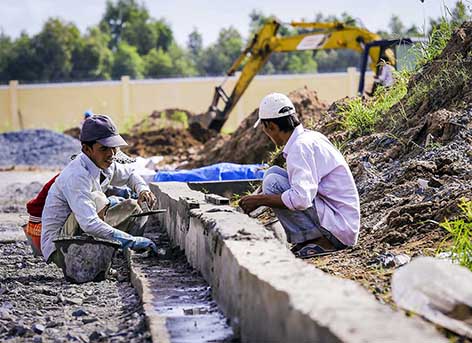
(80, 114, 127, 147)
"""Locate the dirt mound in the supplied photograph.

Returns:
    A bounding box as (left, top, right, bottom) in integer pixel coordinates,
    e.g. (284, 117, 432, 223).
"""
(187, 87, 328, 167)
(128, 108, 216, 143)
(308, 23, 472, 305)
(63, 127, 81, 140)
(121, 128, 202, 164)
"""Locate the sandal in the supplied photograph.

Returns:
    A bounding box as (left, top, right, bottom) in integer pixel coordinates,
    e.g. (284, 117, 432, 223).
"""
(293, 243, 337, 259)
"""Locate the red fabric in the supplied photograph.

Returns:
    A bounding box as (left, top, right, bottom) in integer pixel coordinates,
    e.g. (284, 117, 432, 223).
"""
(26, 174, 60, 218)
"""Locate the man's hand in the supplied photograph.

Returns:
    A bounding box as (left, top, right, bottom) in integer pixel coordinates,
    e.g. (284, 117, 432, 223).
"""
(138, 190, 156, 209)
(130, 236, 158, 254)
(239, 195, 264, 214)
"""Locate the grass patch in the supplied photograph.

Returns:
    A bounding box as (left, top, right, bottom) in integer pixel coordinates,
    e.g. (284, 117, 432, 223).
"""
(170, 110, 189, 128)
(121, 114, 138, 134)
(439, 198, 472, 270)
(415, 19, 454, 68)
(406, 53, 471, 109)
(338, 70, 410, 137)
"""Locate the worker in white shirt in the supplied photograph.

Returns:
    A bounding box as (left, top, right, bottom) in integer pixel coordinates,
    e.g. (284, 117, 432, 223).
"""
(239, 93, 360, 258)
(367, 49, 396, 96)
(42, 114, 158, 269)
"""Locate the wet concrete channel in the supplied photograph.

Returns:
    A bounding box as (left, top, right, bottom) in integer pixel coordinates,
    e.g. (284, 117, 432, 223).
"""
(131, 216, 236, 343)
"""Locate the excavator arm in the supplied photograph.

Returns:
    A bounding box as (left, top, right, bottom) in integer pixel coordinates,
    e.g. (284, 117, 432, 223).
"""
(206, 20, 382, 132)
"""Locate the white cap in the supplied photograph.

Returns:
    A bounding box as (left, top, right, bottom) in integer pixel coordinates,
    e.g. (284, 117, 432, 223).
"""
(254, 93, 296, 128)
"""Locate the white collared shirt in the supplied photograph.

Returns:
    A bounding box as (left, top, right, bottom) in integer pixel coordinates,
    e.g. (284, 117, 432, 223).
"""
(281, 125, 360, 246)
(41, 153, 150, 261)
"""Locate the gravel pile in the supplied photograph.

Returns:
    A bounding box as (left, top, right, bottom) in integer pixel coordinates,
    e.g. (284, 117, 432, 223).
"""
(0, 129, 81, 168)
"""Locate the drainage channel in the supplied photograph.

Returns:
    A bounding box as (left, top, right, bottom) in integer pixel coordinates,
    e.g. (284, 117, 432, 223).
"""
(130, 216, 237, 343)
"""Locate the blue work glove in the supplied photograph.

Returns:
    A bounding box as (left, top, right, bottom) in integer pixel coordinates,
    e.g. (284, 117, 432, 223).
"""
(112, 231, 157, 253)
(130, 236, 158, 254)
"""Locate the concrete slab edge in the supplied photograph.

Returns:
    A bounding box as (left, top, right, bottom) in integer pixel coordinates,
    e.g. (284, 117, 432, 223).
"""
(150, 182, 447, 343)
(126, 249, 171, 343)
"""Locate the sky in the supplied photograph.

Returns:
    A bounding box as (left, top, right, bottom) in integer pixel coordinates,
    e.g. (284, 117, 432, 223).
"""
(0, 0, 463, 47)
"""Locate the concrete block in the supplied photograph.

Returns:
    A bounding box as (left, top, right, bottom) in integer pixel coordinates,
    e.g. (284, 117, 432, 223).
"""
(150, 182, 447, 343)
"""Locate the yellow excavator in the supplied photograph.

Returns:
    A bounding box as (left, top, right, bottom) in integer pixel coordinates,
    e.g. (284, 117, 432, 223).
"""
(204, 20, 417, 131)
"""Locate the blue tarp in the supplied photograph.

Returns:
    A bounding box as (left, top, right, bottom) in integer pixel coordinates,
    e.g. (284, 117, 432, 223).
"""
(153, 163, 266, 182)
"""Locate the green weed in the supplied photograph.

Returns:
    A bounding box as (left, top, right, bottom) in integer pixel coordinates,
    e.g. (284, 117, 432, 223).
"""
(439, 198, 472, 270)
(139, 115, 150, 133)
(170, 110, 188, 128)
(415, 19, 454, 68)
(121, 115, 137, 134)
(159, 111, 167, 129)
(338, 70, 410, 137)
(266, 145, 285, 167)
(406, 54, 470, 109)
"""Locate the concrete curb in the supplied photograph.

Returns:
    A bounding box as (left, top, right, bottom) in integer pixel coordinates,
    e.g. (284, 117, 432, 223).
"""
(150, 182, 447, 343)
(126, 249, 171, 343)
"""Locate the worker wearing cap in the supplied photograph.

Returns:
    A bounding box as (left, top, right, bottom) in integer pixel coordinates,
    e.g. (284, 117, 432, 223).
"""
(41, 114, 158, 268)
(239, 93, 360, 258)
(367, 50, 396, 96)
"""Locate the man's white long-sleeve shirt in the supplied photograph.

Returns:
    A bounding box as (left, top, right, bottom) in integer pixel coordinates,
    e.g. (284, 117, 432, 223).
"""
(41, 153, 150, 261)
(280, 125, 360, 246)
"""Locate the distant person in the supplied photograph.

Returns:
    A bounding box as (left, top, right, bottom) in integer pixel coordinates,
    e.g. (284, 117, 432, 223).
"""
(239, 93, 360, 258)
(366, 50, 396, 96)
(41, 114, 158, 270)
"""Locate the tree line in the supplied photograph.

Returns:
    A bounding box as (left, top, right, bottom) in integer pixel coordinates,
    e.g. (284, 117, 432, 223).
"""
(0, 0, 469, 84)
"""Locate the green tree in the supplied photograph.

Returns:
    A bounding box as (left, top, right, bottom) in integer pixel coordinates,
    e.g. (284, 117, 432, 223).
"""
(100, 0, 173, 54)
(199, 27, 243, 75)
(100, 0, 148, 50)
(4, 33, 44, 82)
(112, 42, 143, 78)
(143, 48, 173, 77)
(152, 19, 173, 51)
(168, 43, 197, 77)
(0, 33, 13, 82)
(71, 27, 113, 80)
(187, 28, 203, 57)
(33, 18, 81, 81)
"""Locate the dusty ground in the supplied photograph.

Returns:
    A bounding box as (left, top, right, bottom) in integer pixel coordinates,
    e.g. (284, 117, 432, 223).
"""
(0, 171, 151, 342)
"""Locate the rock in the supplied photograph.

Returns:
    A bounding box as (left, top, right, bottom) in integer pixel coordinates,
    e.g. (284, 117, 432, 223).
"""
(32, 323, 45, 334)
(417, 178, 429, 189)
(45, 321, 63, 328)
(83, 295, 98, 303)
(82, 317, 98, 325)
(67, 297, 83, 305)
(66, 332, 80, 341)
(392, 257, 472, 338)
(89, 330, 107, 341)
(72, 309, 88, 317)
(9, 324, 30, 336)
(40, 288, 57, 296)
(56, 294, 65, 304)
(368, 252, 411, 268)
